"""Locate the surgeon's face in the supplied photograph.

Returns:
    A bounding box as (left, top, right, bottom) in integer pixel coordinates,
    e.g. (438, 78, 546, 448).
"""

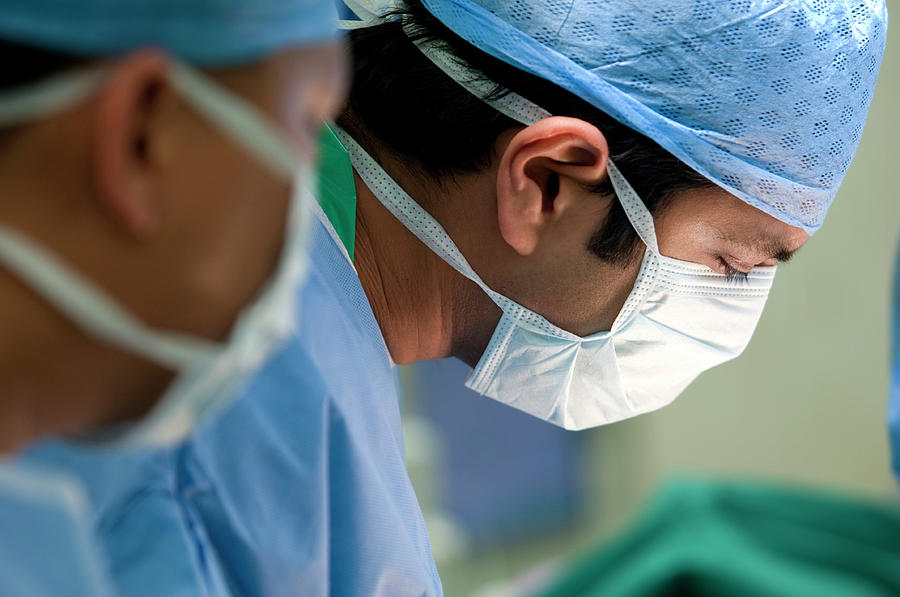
(583, 188, 806, 338)
(99, 44, 348, 413)
(152, 44, 349, 340)
(476, 184, 808, 346)
(0, 44, 348, 450)
(449, 117, 809, 358)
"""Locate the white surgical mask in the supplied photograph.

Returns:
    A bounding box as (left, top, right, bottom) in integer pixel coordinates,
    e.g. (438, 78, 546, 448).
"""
(332, 53, 776, 429)
(0, 63, 312, 446)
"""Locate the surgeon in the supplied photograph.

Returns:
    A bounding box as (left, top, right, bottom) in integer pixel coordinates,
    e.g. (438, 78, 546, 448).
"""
(0, 0, 345, 594)
(22, 0, 888, 596)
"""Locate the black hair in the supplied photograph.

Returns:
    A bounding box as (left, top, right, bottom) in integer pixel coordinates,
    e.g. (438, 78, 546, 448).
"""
(337, 0, 713, 264)
(0, 39, 88, 143)
(0, 39, 86, 92)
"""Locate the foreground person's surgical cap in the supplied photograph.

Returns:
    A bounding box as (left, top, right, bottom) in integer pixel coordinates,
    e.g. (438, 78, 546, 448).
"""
(419, 0, 887, 233)
(0, 0, 339, 65)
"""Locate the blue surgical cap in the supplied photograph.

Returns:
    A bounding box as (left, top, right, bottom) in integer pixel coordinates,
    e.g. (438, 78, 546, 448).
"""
(420, 0, 888, 233)
(0, 0, 339, 67)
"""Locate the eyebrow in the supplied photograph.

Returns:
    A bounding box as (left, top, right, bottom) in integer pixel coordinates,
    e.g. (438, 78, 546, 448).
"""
(716, 229, 800, 263)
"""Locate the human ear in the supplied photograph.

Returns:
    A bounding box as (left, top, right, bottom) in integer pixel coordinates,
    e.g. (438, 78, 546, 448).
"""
(495, 117, 609, 256)
(91, 49, 173, 239)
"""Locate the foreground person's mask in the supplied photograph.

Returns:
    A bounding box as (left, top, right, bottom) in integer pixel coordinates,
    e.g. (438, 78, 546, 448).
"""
(335, 117, 775, 430)
(0, 63, 311, 446)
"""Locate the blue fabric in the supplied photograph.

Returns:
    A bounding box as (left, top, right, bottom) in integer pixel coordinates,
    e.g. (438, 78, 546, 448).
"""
(419, 0, 888, 233)
(0, 464, 116, 597)
(890, 237, 900, 485)
(180, 208, 441, 596)
(19, 442, 227, 597)
(18, 209, 442, 596)
(0, 0, 338, 66)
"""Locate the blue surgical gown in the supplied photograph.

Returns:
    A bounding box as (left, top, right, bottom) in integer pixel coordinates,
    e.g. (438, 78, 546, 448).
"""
(20, 172, 442, 595)
(179, 200, 442, 595)
(0, 463, 115, 597)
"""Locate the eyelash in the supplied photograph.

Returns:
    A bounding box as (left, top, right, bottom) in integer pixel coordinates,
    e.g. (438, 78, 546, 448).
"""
(717, 257, 750, 283)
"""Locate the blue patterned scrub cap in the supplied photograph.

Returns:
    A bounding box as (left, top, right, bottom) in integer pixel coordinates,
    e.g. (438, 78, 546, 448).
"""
(0, 0, 339, 66)
(396, 0, 888, 233)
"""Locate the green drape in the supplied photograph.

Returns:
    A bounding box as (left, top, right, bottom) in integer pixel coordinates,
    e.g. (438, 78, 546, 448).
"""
(537, 480, 900, 597)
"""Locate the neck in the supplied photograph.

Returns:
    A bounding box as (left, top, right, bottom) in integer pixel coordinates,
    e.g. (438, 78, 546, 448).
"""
(0, 268, 172, 452)
(353, 167, 452, 364)
(349, 148, 500, 367)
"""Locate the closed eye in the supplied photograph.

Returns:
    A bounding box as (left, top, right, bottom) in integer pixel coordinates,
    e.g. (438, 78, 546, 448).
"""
(716, 256, 750, 283)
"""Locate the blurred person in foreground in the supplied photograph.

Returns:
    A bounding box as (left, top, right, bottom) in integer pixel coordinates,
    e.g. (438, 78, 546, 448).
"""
(22, 0, 889, 596)
(0, 0, 346, 594)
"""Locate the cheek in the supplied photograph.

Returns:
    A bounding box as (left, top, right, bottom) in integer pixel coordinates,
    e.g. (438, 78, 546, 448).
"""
(201, 176, 291, 311)
(534, 250, 643, 337)
(166, 129, 292, 297)
(577, 254, 643, 335)
(526, 194, 643, 335)
(210, 168, 291, 272)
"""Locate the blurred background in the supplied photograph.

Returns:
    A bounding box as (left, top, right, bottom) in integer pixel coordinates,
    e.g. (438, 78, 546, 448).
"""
(400, 6, 900, 595)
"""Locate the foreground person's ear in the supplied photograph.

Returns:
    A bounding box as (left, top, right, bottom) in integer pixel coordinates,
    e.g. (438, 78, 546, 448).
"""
(92, 49, 173, 239)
